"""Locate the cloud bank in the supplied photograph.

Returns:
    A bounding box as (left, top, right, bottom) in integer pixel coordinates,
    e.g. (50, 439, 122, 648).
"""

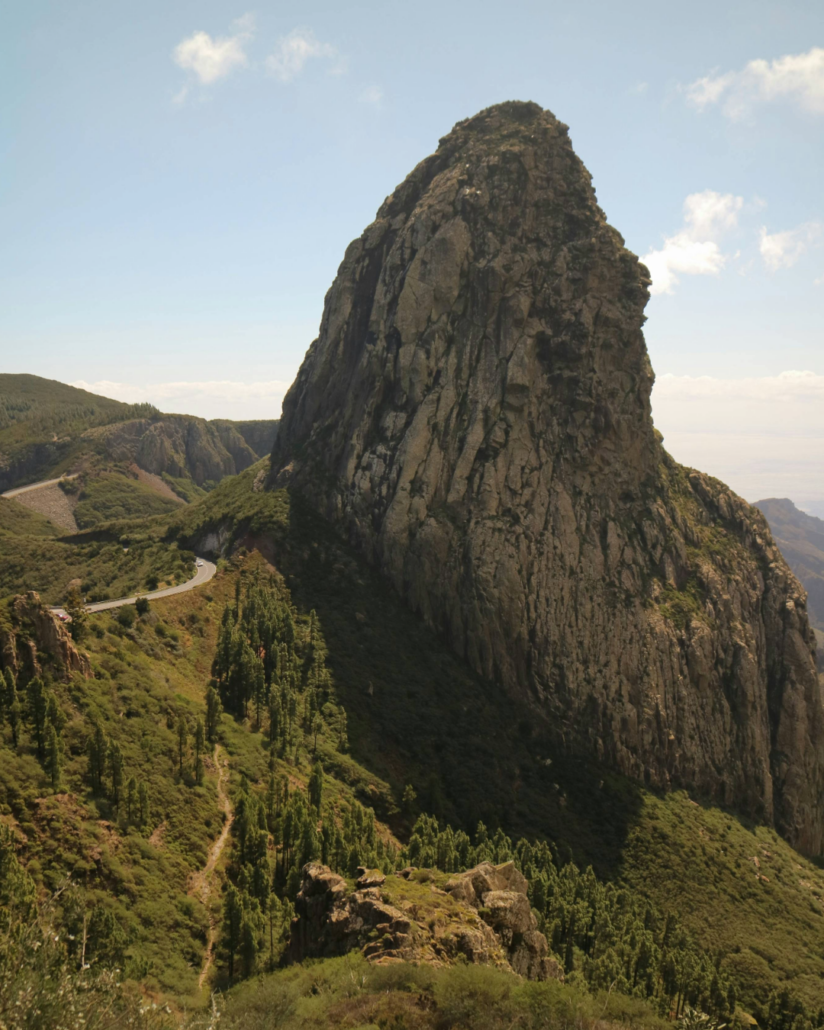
(641, 190, 743, 295)
(71, 379, 289, 421)
(686, 46, 824, 118)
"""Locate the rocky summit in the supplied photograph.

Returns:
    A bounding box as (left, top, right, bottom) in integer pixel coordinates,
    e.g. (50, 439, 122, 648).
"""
(271, 101, 824, 854)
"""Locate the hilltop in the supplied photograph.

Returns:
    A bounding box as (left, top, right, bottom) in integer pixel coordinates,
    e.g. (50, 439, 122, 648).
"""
(0, 374, 279, 606)
(0, 374, 278, 498)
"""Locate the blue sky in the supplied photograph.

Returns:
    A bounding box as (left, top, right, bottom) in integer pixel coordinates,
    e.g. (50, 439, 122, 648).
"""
(2, 1, 823, 511)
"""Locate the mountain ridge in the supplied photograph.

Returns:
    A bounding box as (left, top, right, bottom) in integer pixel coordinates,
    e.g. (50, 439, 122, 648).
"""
(0, 373, 278, 494)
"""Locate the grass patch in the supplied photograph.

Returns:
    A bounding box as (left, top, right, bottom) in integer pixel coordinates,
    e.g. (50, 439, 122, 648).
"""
(74, 472, 182, 529)
(219, 953, 668, 1030)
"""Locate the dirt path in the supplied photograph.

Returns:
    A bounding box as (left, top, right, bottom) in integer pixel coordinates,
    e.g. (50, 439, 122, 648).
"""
(190, 745, 233, 992)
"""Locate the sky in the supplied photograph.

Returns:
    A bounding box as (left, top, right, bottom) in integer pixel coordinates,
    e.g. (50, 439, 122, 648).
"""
(1, 1, 822, 513)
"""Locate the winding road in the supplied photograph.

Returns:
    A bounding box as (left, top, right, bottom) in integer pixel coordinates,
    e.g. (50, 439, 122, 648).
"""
(79, 559, 217, 613)
(3, 473, 216, 614)
(46, 558, 217, 617)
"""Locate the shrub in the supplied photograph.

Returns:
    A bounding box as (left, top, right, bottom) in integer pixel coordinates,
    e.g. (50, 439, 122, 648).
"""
(117, 605, 136, 629)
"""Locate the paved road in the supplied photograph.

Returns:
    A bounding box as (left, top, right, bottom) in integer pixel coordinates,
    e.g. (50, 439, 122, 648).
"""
(51, 559, 217, 616)
(4, 473, 217, 615)
(2, 474, 78, 498)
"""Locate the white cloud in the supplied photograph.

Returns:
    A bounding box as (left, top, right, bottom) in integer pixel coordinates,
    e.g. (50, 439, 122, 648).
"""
(759, 222, 822, 270)
(265, 29, 336, 82)
(641, 190, 743, 295)
(359, 85, 383, 107)
(686, 46, 824, 118)
(629, 81, 648, 96)
(173, 14, 255, 86)
(70, 379, 290, 420)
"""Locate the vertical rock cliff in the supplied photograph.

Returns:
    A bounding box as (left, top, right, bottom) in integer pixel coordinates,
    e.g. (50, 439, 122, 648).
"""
(271, 101, 824, 853)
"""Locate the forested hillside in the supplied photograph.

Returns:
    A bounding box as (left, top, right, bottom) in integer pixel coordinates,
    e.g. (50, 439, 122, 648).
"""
(0, 374, 277, 495)
(4, 470, 824, 1027)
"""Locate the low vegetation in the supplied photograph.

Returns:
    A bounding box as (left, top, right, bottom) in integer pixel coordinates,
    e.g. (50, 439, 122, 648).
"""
(4, 464, 824, 1026)
(73, 472, 182, 529)
(0, 373, 158, 490)
(218, 954, 668, 1030)
(0, 511, 196, 605)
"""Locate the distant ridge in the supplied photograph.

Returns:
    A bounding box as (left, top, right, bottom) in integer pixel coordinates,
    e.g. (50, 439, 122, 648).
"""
(0, 373, 278, 493)
(756, 497, 824, 636)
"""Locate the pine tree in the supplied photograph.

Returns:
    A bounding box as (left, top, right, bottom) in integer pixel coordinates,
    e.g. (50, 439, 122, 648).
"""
(402, 784, 417, 815)
(87, 723, 108, 792)
(108, 740, 124, 806)
(45, 692, 65, 733)
(177, 715, 188, 776)
(240, 903, 261, 978)
(205, 685, 222, 742)
(308, 761, 323, 812)
(0, 668, 12, 725)
(44, 723, 62, 789)
(138, 780, 150, 828)
(7, 671, 21, 747)
(222, 884, 243, 980)
(194, 719, 205, 785)
(26, 677, 48, 758)
(64, 586, 87, 641)
(126, 777, 138, 822)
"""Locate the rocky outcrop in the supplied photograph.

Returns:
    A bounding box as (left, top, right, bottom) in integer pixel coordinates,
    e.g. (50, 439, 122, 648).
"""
(214, 419, 279, 462)
(88, 416, 260, 486)
(444, 861, 560, 979)
(288, 862, 561, 979)
(270, 101, 824, 854)
(0, 592, 91, 681)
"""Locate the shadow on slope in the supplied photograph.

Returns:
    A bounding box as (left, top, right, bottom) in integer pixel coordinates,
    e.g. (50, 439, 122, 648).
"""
(170, 462, 645, 873)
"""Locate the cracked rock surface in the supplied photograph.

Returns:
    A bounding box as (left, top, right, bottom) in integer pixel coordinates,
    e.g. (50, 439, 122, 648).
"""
(271, 101, 824, 854)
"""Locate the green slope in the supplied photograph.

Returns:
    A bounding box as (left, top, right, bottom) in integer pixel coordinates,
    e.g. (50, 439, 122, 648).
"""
(163, 460, 824, 1013)
(5, 462, 824, 1021)
(0, 373, 278, 494)
(0, 374, 158, 490)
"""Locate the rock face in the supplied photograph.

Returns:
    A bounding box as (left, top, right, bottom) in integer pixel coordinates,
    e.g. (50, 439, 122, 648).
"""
(756, 498, 824, 635)
(288, 861, 561, 979)
(270, 101, 824, 854)
(89, 416, 261, 486)
(444, 861, 560, 979)
(0, 592, 91, 681)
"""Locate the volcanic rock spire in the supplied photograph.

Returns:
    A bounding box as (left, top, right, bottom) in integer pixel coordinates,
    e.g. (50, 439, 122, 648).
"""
(271, 101, 824, 854)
